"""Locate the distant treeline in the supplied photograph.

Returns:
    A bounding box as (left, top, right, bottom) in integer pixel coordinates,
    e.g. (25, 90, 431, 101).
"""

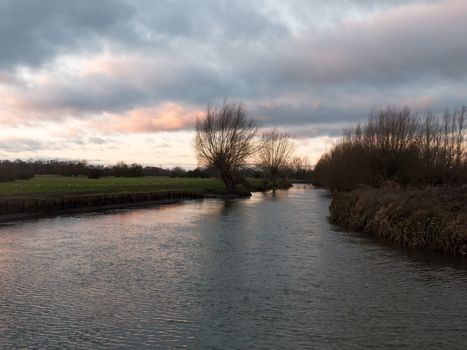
(314, 106, 466, 190)
(0, 159, 313, 182)
(0, 160, 215, 182)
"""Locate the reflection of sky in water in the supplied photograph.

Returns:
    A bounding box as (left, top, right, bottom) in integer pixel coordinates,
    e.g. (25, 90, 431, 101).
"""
(0, 187, 467, 349)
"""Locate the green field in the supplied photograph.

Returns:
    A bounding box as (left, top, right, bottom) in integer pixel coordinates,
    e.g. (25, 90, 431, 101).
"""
(0, 175, 229, 197)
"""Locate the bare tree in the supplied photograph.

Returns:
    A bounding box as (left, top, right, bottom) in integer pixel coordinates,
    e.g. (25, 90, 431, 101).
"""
(314, 105, 467, 189)
(194, 102, 257, 193)
(257, 129, 294, 187)
(291, 157, 304, 174)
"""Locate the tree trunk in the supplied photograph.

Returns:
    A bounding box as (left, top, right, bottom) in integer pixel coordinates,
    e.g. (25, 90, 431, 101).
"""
(271, 169, 278, 190)
(221, 170, 236, 193)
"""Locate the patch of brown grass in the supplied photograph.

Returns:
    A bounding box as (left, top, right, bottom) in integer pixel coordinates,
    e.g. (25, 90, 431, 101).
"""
(330, 185, 467, 256)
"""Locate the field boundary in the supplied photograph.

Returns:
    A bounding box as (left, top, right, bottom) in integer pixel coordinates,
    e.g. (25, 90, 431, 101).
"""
(0, 191, 206, 222)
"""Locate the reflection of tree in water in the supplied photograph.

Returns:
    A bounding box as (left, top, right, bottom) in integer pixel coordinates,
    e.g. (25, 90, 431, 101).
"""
(219, 199, 242, 217)
(192, 197, 254, 344)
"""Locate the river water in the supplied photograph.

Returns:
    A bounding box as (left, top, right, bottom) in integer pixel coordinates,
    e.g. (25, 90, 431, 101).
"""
(0, 185, 466, 349)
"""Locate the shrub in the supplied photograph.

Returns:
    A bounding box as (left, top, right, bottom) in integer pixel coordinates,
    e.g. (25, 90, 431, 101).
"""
(315, 106, 466, 190)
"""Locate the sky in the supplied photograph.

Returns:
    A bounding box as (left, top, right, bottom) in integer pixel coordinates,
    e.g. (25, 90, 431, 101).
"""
(0, 0, 466, 168)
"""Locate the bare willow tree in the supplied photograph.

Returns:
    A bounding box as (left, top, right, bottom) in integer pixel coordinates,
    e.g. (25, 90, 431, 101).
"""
(194, 102, 257, 193)
(314, 106, 467, 189)
(257, 129, 295, 187)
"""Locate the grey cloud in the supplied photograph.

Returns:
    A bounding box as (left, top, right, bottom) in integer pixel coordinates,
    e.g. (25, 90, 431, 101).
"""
(0, 0, 430, 72)
(252, 103, 366, 126)
(0, 0, 136, 68)
(0, 138, 46, 152)
(139, 0, 287, 41)
(155, 142, 171, 148)
(0, 0, 287, 70)
(1, 0, 466, 139)
(249, 83, 467, 130)
(241, 4, 467, 93)
(88, 137, 107, 144)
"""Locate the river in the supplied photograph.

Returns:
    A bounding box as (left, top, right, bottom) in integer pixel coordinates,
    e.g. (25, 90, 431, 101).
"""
(0, 185, 466, 349)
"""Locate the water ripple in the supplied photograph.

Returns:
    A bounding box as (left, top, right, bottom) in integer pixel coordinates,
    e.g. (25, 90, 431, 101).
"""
(0, 187, 466, 349)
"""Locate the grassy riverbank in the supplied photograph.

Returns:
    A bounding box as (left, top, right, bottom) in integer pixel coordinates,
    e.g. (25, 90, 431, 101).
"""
(0, 176, 228, 197)
(329, 185, 467, 256)
(0, 175, 291, 221)
(0, 175, 293, 197)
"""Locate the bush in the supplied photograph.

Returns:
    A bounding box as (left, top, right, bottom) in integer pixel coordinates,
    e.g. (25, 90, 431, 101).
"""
(87, 168, 101, 179)
(315, 106, 466, 190)
(329, 186, 467, 255)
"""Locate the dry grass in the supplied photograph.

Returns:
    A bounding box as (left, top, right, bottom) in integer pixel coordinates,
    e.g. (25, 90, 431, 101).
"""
(330, 184, 467, 256)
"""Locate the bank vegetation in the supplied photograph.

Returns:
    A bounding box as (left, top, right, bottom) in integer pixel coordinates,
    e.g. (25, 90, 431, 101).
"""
(315, 106, 467, 256)
(315, 106, 466, 190)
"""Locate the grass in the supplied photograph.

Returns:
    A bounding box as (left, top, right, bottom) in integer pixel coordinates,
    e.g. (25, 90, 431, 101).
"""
(0, 176, 291, 218)
(0, 175, 229, 197)
(329, 185, 467, 256)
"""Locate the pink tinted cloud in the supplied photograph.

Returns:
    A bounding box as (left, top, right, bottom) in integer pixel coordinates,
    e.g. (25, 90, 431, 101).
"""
(400, 96, 437, 110)
(82, 54, 146, 81)
(92, 103, 201, 134)
(81, 53, 178, 87)
(0, 89, 36, 125)
(0, 0, 465, 133)
(280, 0, 467, 83)
(0, 72, 85, 124)
(0, 51, 194, 127)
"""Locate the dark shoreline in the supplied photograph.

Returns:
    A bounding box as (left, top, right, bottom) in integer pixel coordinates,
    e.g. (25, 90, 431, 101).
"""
(0, 183, 292, 223)
(0, 191, 204, 223)
(329, 185, 467, 256)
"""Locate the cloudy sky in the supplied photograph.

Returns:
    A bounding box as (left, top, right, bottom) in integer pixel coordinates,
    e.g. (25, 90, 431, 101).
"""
(1, 0, 466, 167)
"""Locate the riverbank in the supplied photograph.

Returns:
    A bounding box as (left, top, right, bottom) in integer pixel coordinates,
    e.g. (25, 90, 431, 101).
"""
(329, 185, 467, 256)
(0, 176, 227, 196)
(0, 176, 291, 222)
(0, 191, 205, 222)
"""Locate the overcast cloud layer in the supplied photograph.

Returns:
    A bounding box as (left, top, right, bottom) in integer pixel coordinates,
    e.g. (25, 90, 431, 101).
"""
(0, 0, 466, 165)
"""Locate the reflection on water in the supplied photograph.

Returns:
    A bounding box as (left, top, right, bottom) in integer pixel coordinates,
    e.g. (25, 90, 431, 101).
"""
(0, 185, 466, 349)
